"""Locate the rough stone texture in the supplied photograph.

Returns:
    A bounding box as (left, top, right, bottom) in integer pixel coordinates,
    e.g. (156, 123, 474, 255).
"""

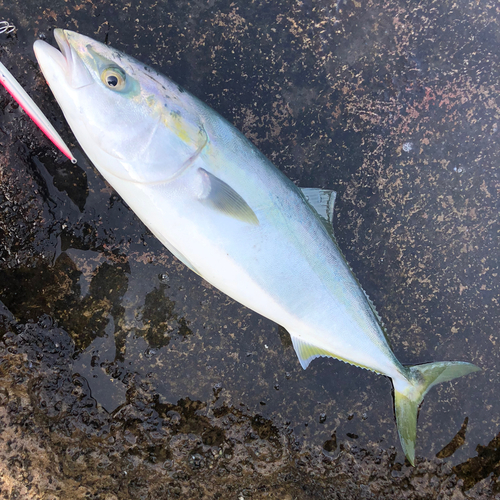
(0, 0, 499, 498)
(0, 317, 498, 499)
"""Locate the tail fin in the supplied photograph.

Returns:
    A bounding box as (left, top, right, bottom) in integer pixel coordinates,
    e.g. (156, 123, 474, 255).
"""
(394, 361, 480, 466)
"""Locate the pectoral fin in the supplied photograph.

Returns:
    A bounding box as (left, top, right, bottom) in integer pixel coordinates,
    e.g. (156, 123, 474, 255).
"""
(198, 168, 259, 225)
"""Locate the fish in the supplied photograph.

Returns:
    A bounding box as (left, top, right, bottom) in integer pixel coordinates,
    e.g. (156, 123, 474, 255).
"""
(33, 29, 479, 465)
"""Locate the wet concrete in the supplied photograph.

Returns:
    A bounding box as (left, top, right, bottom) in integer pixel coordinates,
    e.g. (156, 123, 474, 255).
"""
(0, 0, 499, 498)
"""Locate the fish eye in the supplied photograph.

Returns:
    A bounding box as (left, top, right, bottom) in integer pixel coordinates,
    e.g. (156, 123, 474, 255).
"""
(101, 67, 127, 91)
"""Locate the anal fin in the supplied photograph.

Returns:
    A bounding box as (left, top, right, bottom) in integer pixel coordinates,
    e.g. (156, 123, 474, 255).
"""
(290, 333, 335, 369)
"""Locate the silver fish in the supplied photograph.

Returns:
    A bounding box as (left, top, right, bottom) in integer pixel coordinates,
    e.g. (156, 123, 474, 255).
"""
(33, 29, 479, 464)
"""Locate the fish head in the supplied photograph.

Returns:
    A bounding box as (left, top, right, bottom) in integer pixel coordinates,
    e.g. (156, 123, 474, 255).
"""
(34, 29, 206, 184)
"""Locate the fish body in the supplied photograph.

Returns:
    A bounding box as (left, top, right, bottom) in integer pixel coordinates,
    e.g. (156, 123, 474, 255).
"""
(33, 30, 479, 464)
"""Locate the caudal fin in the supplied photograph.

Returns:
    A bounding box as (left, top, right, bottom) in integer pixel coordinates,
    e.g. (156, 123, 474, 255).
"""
(394, 361, 480, 466)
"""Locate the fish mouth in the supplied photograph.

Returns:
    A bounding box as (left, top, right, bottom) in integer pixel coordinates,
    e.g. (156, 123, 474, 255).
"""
(34, 29, 93, 89)
(34, 33, 68, 75)
(53, 29, 72, 70)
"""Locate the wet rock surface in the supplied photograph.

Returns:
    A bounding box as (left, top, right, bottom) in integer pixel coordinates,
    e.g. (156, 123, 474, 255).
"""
(0, 315, 498, 499)
(0, 0, 499, 498)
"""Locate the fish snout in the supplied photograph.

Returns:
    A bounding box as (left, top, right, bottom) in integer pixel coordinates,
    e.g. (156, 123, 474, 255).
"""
(34, 29, 93, 90)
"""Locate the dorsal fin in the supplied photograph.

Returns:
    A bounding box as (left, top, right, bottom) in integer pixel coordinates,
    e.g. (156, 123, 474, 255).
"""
(300, 188, 336, 226)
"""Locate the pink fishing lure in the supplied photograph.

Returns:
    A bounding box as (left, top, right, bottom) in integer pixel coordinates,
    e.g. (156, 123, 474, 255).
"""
(0, 60, 76, 163)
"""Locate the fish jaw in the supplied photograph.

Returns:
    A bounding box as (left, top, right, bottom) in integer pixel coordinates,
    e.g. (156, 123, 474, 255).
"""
(34, 30, 94, 107)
